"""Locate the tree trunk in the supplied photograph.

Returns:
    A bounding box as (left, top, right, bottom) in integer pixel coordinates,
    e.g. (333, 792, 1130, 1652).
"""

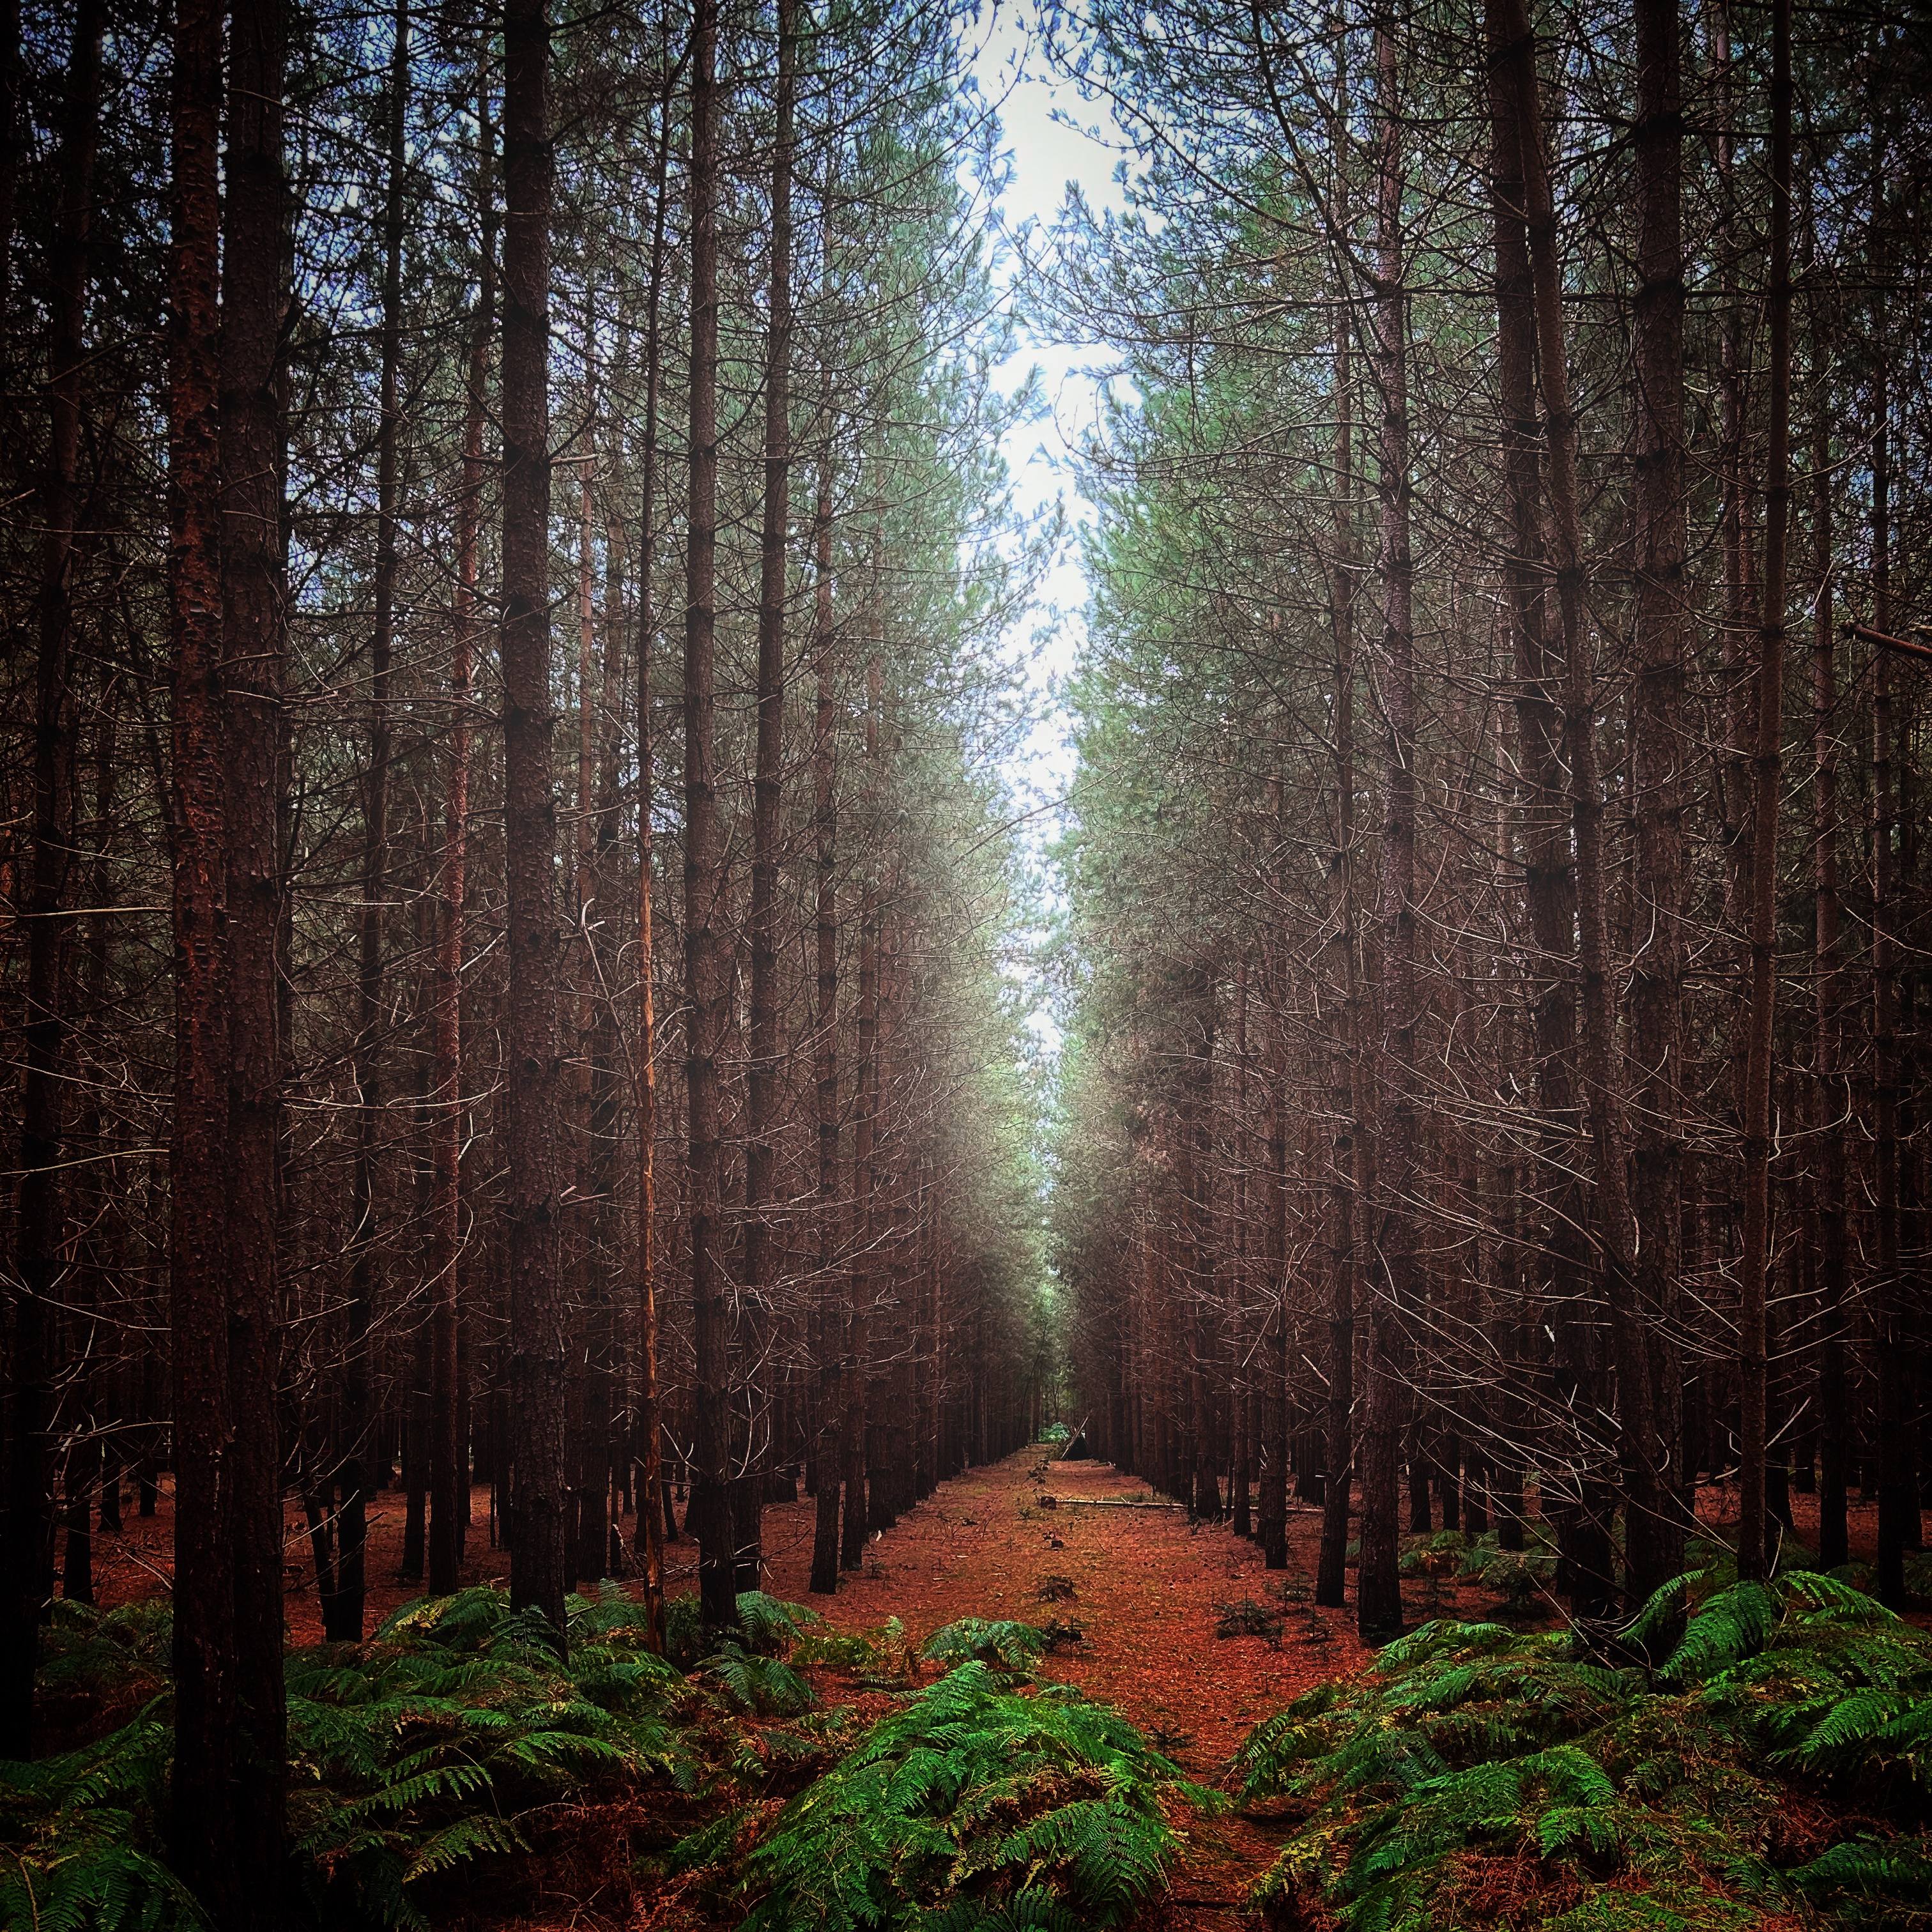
(743, 0, 797, 1590)
(629, 61, 675, 1655)
(1737, 0, 1790, 1583)
(1625, 0, 1690, 1616)
(430, 72, 493, 1602)
(502, 0, 567, 1647)
(842, 645, 881, 1572)
(341, 0, 410, 1631)
(2, 0, 99, 1758)
(1809, 245, 1848, 1569)
(1497, 0, 1669, 1625)
(808, 429, 843, 1596)
(1315, 261, 1356, 1607)
(1356, 8, 1413, 1644)
(684, 0, 735, 1634)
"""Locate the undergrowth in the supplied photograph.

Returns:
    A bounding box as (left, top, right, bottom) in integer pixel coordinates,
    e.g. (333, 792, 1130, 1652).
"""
(1, 1584, 835, 1932)
(1234, 1568, 1932, 1930)
(709, 1660, 1216, 1931)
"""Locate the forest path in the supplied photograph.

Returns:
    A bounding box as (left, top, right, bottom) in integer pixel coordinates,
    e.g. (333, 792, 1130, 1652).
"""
(756, 1449, 1384, 1926)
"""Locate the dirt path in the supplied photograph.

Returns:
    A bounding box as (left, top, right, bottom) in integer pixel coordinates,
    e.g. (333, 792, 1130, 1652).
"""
(758, 1450, 1381, 1927)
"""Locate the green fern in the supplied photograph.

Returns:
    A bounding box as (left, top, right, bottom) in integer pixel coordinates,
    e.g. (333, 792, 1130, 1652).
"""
(723, 1663, 1214, 1931)
(700, 1641, 818, 1718)
(919, 1619, 1048, 1675)
(0, 1703, 198, 1932)
(1238, 1575, 1932, 1930)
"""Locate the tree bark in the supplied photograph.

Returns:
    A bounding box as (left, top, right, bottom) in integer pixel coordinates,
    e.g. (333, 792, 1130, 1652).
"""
(1737, 0, 1791, 1583)
(1315, 259, 1356, 1607)
(744, 0, 797, 1586)
(1498, 0, 1671, 1625)
(1356, 6, 1414, 1644)
(218, 0, 291, 1901)
(3, 0, 100, 1758)
(629, 57, 675, 1654)
(429, 72, 494, 1602)
(684, 0, 735, 1632)
(502, 0, 567, 1647)
(1808, 248, 1848, 1570)
(808, 428, 843, 1596)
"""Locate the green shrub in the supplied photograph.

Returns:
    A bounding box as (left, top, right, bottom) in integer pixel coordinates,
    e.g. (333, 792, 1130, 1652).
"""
(0, 1703, 204, 1932)
(794, 1616, 914, 1685)
(919, 1620, 1048, 1675)
(726, 1662, 1215, 1930)
(1235, 1572, 1932, 1930)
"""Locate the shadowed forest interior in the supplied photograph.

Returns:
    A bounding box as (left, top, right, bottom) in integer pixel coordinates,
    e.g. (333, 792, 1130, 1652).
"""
(3, 0, 1931, 1926)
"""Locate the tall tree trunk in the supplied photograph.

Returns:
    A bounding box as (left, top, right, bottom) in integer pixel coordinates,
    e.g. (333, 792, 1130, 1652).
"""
(1498, 0, 1668, 1623)
(1356, 6, 1414, 1644)
(1315, 262, 1357, 1608)
(842, 645, 881, 1572)
(744, 0, 796, 1586)
(165, 0, 233, 1885)
(1625, 0, 1690, 1616)
(429, 73, 494, 1602)
(502, 0, 567, 1647)
(1738, 0, 1790, 1583)
(684, 0, 735, 1632)
(629, 61, 675, 1655)
(1871, 353, 1905, 1608)
(1809, 252, 1848, 1569)
(341, 0, 410, 1633)
(2, 0, 99, 1758)
(572, 396, 611, 1586)
(204, 0, 293, 1910)
(808, 429, 843, 1596)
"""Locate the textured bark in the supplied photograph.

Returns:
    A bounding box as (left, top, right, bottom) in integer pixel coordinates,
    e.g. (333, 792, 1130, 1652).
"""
(808, 433, 843, 1597)
(842, 646, 882, 1572)
(1231, 963, 1253, 1538)
(629, 66, 674, 1654)
(744, 0, 796, 1584)
(1484, 0, 1598, 1600)
(1497, 0, 1667, 1623)
(1625, 0, 1690, 1612)
(1356, 8, 1413, 1644)
(1315, 272, 1357, 1609)
(430, 75, 493, 1602)
(165, 0, 229, 1873)
(340, 0, 410, 1634)
(684, 0, 735, 1632)
(218, 0, 290, 1897)
(1809, 267, 1848, 1569)
(502, 0, 567, 1647)
(1872, 385, 1905, 1609)
(1737, 0, 1790, 1583)
(3, 0, 100, 1758)
(572, 411, 610, 1586)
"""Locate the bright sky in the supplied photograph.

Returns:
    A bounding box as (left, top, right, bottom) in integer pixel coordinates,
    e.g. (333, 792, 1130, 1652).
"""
(970, 3, 1125, 799)
(965, 4, 1127, 1056)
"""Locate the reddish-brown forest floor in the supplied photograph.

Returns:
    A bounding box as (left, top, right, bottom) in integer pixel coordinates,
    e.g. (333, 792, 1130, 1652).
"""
(77, 1452, 1911, 1929)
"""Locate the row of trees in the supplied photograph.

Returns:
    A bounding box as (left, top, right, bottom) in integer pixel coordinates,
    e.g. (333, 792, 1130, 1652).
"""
(1046, 0, 1928, 1643)
(0, 0, 1052, 1917)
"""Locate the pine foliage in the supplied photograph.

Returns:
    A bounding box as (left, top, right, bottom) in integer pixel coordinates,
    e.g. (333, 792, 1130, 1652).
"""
(721, 1661, 1215, 1931)
(1234, 1575, 1932, 1929)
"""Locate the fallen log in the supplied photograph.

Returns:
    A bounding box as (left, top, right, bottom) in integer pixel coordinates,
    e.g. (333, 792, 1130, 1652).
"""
(1041, 1496, 1184, 1511)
